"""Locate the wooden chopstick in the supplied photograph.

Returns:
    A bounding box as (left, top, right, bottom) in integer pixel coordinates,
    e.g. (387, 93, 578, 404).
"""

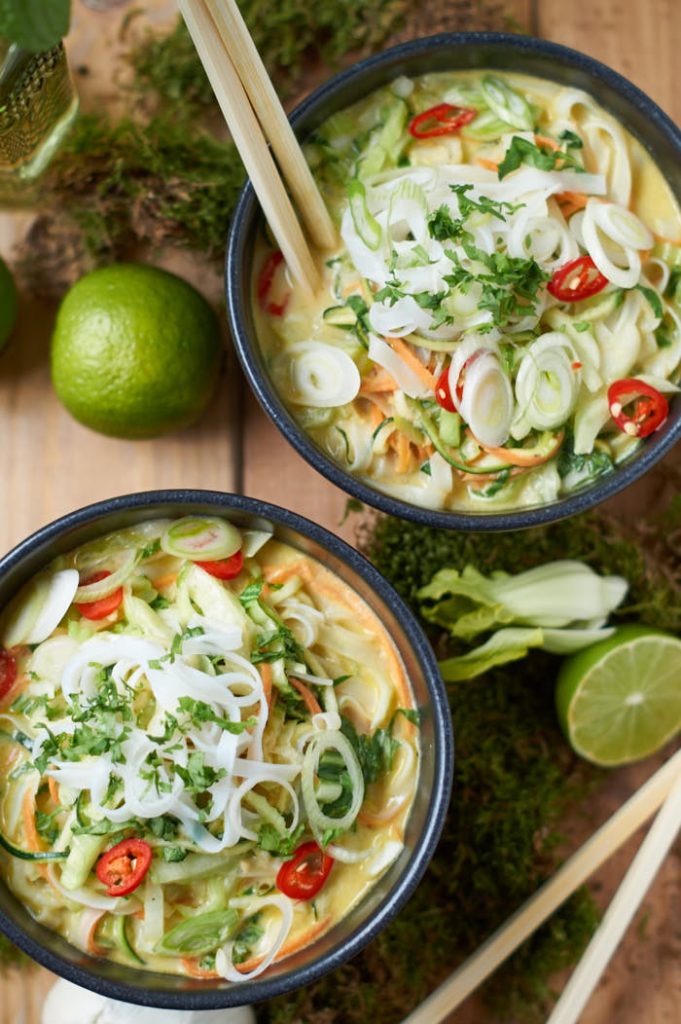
(546, 763, 681, 1024)
(210, 0, 337, 252)
(400, 747, 681, 1024)
(179, 0, 318, 296)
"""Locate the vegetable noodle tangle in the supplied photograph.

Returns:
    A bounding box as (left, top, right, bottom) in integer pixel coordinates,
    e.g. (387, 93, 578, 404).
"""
(0, 518, 418, 979)
(255, 71, 681, 511)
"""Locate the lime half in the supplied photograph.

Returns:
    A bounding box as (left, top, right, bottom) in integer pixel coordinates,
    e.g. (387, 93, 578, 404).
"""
(556, 625, 681, 766)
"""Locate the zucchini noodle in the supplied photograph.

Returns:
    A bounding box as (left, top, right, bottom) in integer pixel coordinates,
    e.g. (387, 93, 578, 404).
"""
(255, 69, 681, 511)
(0, 518, 418, 980)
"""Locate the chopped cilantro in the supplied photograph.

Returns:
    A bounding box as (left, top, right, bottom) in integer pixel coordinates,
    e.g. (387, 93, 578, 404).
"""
(498, 134, 584, 180)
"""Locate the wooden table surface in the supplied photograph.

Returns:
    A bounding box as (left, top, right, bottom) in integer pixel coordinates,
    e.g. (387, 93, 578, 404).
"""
(1, 1, 680, 1021)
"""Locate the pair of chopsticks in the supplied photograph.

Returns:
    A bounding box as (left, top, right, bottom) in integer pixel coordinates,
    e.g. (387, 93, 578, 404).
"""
(401, 747, 681, 1024)
(179, 0, 336, 296)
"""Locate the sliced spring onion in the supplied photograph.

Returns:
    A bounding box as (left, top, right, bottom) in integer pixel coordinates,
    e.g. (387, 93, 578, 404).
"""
(74, 550, 139, 603)
(217, 894, 293, 982)
(161, 909, 239, 955)
(347, 178, 382, 250)
(160, 517, 242, 561)
(514, 332, 580, 432)
(288, 342, 361, 407)
(481, 74, 534, 131)
(460, 351, 514, 448)
(301, 730, 365, 841)
(1, 569, 79, 648)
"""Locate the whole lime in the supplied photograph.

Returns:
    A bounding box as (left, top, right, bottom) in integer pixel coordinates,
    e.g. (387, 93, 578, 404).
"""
(0, 256, 18, 352)
(51, 263, 222, 439)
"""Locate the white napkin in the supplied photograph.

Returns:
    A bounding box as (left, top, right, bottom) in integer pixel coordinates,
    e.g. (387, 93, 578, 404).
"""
(42, 979, 257, 1024)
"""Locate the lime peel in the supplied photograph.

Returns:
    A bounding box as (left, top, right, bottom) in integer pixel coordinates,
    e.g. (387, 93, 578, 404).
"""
(556, 625, 681, 767)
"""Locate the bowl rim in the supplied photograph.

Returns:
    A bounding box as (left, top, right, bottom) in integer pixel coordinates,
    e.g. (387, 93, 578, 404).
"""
(226, 30, 681, 532)
(0, 488, 453, 1009)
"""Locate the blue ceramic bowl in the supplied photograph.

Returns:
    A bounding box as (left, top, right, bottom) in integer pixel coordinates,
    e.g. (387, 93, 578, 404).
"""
(227, 32, 681, 531)
(0, 490, 452, 1010)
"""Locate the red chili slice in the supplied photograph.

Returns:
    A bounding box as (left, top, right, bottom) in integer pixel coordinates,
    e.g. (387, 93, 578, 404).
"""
(607, 378, 669, 439)
(257, 251, 290, 316)
(276, 841, 333, 901)
(76, 571, 124, 621)
(408, 103, 477, 139)
(96, 838, 153, 897)
(0, 650, 18, 702)
(434, 366, 456, 412)
(196, 551, 244, 580)
(547, 255, 608, 302)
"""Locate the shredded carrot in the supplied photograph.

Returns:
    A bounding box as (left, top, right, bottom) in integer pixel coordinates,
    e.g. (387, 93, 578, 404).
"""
(535, 133, 559, 151)
(87, 915, 106, 957)
(416, 443, 435, 462)
(181, 957, 219, 980)
(154, 572, 178, 590)
(477, 157, 499, 172)
(395, 431, 412, 474)
(478, 431, 564, 468)
(360, 367, 399, 394)
(48, 777, 60, 806)
(386, 336, 436, 390)
(263, 560, 313, 587)
(290, 677, 322, 716)
(653, 232, 681, 246)
(22, 789, 49, 880)
(556, 190, 588, 210)
(259, 662, 274, 712)
(369, 404, 384, 430)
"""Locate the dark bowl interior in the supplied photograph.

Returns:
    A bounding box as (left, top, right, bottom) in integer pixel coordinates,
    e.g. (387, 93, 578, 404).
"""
(0, 490, 452, 1009)
(227, 32, 681, 531)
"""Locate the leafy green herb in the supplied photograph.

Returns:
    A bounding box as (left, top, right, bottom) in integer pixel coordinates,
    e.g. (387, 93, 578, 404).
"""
(450, 184, 523, 221)
(635, 284, 664, 319)
(162, 846, 188, 863)
(175, 752, 226, 794)
(232, 914, 264, 965)
(257, 822, 306, 857)
(340, 715, 400, 786)
(177, 697, 256, 735)
(445, 244, 549, 330)
(35, 809, 61, 846)
(498, 134, 584, 180)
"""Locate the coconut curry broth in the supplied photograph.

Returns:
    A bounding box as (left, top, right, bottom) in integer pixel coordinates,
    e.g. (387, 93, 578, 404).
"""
(0, 522, 419, 978)
(253, 71, 681, 512)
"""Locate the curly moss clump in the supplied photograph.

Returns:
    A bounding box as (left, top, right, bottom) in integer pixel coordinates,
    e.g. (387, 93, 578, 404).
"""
(130, 1, 406, 106)
(361, 502, 681, 634)
(47, 112, 245, 261)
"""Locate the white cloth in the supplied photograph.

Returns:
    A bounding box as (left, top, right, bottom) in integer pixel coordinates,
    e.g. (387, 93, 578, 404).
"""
(42, 979, 257, 1024)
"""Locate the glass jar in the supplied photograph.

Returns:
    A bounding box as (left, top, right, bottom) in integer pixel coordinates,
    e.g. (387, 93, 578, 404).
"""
(0, 39, 78, 206)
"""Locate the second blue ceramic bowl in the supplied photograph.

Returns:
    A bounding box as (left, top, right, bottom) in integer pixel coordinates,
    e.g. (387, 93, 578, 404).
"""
(227, 33, 681, 531)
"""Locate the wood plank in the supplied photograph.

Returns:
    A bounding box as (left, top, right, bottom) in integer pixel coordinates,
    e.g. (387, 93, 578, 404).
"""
(0, 2, 237, 558)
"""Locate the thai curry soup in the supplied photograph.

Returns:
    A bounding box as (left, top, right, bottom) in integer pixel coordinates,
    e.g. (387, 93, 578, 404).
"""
(0, 517, 418, 979)
(254, 71, 681, 512)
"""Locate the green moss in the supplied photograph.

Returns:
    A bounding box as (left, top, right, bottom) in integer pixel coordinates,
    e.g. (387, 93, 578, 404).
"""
(130, 2, 406, 107)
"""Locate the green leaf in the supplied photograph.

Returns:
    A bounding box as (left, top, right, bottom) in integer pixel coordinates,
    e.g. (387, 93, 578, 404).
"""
(0, 0, 71, 53)
(635, 284, 663, 319)
(438, 627, 545, 681)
